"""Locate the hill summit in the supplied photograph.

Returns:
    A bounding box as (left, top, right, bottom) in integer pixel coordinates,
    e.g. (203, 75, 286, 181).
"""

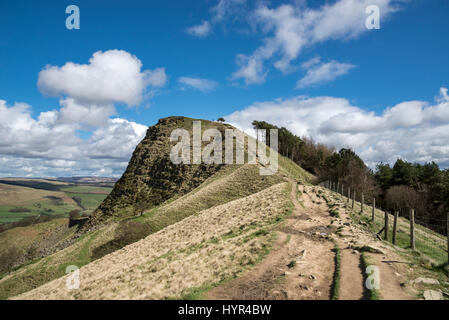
(86, 116, 236, 227)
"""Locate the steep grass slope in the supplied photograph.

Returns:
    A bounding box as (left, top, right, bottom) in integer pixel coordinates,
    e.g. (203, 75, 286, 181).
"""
(0, 117, 313, 299)
(85, 117, 234, 227)
(15, 183, 292, 299)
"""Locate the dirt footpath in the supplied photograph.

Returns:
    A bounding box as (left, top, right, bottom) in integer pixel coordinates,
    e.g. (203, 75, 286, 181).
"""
(206, 182, 335, 300)
(207, 182, 416, 300)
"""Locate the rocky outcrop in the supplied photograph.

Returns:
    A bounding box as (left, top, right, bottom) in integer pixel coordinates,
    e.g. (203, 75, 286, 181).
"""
(84, 116, 233, 229)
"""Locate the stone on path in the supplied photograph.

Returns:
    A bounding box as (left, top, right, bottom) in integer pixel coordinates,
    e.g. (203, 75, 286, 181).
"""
(423, 290, 443, 300)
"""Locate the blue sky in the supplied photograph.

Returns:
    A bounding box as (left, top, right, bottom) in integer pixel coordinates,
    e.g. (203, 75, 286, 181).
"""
(0, 0, 448, 177)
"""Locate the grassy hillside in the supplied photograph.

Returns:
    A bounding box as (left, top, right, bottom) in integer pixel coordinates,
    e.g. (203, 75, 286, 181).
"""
(0, 182, 112, 224)
(0, 158, 308, 299)
(0, 116, 315, 299)
(14, 182, 292, 299)
(87, 116, 314, 227)
(0, 218, 70, 252)
(85, 117, 235, 227)
(0, 183, 78, 223)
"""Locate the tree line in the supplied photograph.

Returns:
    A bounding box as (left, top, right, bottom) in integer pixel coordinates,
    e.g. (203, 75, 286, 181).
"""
(252, 120, 449, 235)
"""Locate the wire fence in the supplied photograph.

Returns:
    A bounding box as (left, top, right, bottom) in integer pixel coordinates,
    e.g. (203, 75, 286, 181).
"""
(319, 180, 449, 265)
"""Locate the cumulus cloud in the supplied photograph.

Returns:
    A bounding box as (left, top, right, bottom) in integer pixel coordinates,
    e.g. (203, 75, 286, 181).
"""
(296, 59, 355, 88)
(0, 50, 163, 177)
(232, 0, 398, 84)
(178, 76, 218, 92)
(58, 98, 116, 127)
(85, 118, 147, 160)
(0, 99, 147, 177)
(224, 87, 449, 169)
(38, 49, 167, 106)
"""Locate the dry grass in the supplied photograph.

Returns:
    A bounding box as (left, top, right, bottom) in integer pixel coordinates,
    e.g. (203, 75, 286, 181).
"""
(13, 183, 290, 299)
(137, 164, 283, 232)
(0, 162, 286, 298)
(0, 218, 68, 252)
(0, 120, 314, 299)
(0, 228, 97, 299)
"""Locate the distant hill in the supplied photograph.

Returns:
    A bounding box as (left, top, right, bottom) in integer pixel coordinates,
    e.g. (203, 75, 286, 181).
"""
(55, 177, 117, 187)
(85, 116, 313, 228)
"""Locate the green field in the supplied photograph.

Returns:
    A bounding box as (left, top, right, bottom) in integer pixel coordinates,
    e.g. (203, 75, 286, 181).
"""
(0, 180, 113, 224)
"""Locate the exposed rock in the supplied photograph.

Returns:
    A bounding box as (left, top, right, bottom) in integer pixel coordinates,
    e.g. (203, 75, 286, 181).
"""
(81, 116, 285, 230)
(351, 245, 385, 254)
(423, 290, 443, 300)
(296, 249, 307, 262)
(412, 277, 440, 285)
(84, 117, 232, 228)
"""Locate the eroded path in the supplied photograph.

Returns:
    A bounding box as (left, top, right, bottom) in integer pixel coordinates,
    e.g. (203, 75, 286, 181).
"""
(337, 242, 365, 300)
(324, 191, 416, 300)
(206, 181, 336, 300)
(207, 182, 416, 300)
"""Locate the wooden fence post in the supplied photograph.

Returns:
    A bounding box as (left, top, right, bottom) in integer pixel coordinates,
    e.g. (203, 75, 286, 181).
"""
(352, 191, 355, 209)
(384, 211, 389, 241)
(337, 182, 339, 194)
(348, 187, 351, 203)
(360, 193, 364, 214)
(372, 198, 375, 222)
(392, 210, 399, 245)
(410, 209, 415, 250)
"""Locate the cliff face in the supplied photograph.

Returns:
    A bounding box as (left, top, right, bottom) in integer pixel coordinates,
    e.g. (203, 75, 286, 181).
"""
(86, 116, 233, 227)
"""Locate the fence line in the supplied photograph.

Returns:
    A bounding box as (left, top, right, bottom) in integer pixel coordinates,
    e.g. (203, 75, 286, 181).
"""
(319, 180, 449, 264)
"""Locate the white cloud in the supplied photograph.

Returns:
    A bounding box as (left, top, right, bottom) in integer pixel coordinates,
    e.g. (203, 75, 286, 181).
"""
(224, 87, 449, 169)
(178, 76, 218, 92)
(0, 99, 147, 177)
(186, 21, 212, 37)
(85, 118, 147, 160)
(301, 56, 321, 69)
(58, 98, 116, 127)
(144, 67, 168, 88)
(232, 54, 268, 85)
(211, 0, 246, 22)
(296, 59, 355, 88)
(232, 0, 398, 84)
(0, 50, 162, 177)
(38, 49, 166, 106)
(187, 0, 247, 37)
